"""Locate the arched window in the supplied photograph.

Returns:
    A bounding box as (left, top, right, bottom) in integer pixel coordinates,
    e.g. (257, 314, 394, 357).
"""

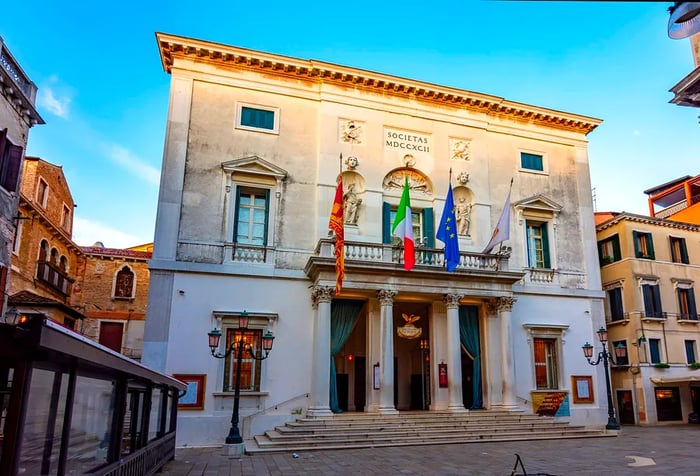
(50, 248, 59, 266)
(38, 240, 49, 262)
(59, 256, 68, 272)
(114, 265, 135, 299)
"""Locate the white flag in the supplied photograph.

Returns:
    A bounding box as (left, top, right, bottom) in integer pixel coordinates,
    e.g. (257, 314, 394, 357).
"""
(483, 189, 511, 254)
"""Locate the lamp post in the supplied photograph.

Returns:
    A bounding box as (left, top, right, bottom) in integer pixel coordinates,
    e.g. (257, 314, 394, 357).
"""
(582, 327, 627, 430)
(208, 312, 274, 445)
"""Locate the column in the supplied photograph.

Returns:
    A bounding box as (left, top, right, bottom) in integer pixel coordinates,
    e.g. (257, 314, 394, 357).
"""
(496, 295, 518, 409)
(377, 289, 398, 414)
(307, 285, 334, 417)
(444, 294, 467, 412)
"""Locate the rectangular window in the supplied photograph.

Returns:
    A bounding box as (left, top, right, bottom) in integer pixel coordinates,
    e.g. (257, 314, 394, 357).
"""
(670, 237, 689, 264)
(61, 204, 71, 230)
(597, 234, 621, 266)
(224, 329, 263, 392)
(677, 287, 697, 320)
(526, 221, 550, 268)
(642, 284, 664, 318)
(649, 338, 661, 364)
(0, 128, 23, 193)
(12, 215, 22, 254)
(37, 178, 48, 207)
(685, 340, 697, 364)
(390, 208, 423, 245)
(633, 231, 655, 259)
(520, 152, 544, 172)
(534, 337, 558, 389)
(236, 103, 279, 134)
(234, 187, 269, 245)
(607, 287, 625, 321)
(612, 340, 629, 365)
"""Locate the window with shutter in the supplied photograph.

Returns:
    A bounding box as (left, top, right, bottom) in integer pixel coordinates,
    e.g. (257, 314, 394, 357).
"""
(526, 221, 550, 268)
(670, 237, 689, 264)
(520, 152, 544, 172)
(235, 103, 279, 134)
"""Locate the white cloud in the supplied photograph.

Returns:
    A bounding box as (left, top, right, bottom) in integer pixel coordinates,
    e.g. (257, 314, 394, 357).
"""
(105, 144, 161, 185)
(37, 86, 72, 118)
(72, 216, 150, 249)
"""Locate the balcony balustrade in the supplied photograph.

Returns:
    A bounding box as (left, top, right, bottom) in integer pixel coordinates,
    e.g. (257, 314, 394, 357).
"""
(36, 260, 74, 295)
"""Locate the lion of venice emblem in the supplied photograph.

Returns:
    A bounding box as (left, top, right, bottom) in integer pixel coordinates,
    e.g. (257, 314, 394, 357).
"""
(397, 313, 422, 339)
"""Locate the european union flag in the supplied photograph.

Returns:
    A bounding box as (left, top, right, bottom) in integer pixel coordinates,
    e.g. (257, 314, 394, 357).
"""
(436, 182, 460, 272)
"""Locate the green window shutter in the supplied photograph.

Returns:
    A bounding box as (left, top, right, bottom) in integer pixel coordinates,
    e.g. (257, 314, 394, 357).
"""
(642, 285, 653, 316)
(233, 187, 243, 243)
(263, 189, 270, 246)
(633, 231, 640, 258)
(597, 241, 605, 267)
(647, 234, 655, 260)
(612, 235, 621, 261)
(423, 208, 435, 248)
(520, 152, 543, 171)
(541, 224, 551, 268)
(382, 202, 391, 244)
(611, 288, 624, 320)
(241, 107, 274, 130)
(652, 285, 662, 316)
(681, 238, 689, 264)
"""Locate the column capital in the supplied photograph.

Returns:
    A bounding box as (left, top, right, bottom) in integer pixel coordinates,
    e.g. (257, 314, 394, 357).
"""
(490, 295, 517, 312)
(377, 289, 397, 306)
(311, 285, 335, 309)
(443, 293, 463, 309)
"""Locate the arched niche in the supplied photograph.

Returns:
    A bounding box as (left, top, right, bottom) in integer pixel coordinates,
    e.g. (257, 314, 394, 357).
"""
(382, 168, 433, 197)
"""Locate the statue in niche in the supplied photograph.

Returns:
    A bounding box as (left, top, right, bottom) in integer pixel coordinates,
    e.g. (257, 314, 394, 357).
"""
(343, 183, 362, 225)
(455, 197, 473, 236)
(341, 120, 362, 144)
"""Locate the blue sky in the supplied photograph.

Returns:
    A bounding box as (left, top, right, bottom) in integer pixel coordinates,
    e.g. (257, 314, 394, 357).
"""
(2, 1, 698, 248)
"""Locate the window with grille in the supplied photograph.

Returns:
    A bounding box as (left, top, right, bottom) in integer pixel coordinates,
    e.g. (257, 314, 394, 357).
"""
(534, 338, 559, 389)
(114, 266, 135, 299)
(223, 329, 263, 392)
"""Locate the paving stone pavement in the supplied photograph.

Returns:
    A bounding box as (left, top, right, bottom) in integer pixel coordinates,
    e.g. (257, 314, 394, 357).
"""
(160, 425, 700, 475)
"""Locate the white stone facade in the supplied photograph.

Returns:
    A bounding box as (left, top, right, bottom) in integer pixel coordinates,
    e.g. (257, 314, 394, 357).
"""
(145, 33, 608, 446)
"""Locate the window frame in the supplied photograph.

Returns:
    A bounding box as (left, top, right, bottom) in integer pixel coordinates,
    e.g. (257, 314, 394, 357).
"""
(633, 231, 655, 260)
(641, 282, 664, 319)
(597, 234, 621, 266)
(233, 186, 270, 246)
(0, 128, 24, 194)
(113, 264, 136, 300)
(670, 236, 689, 264)
(649, 338, 662, 364)
(676, 284, 697, 321)
(519, 150, 547, 174)
(524, 324, 567, 391)
(612, 339, 629, 366)
(61, 203, 72, 231)
(685, 340, 697, 364)
(235, 102, 280, 135)
(607, 286, 625, 322)
(525, 220, 551, 269)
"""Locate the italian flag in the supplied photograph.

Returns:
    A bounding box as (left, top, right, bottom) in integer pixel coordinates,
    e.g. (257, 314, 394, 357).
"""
(392, 177, 415, 271)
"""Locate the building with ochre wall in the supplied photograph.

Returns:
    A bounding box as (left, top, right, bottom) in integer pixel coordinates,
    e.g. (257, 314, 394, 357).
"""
(597, 211, 700, 425)
(144, 33, 607, 446)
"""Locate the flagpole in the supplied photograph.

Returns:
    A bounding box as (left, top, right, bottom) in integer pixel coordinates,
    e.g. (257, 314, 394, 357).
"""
(498, 178, 514, 253)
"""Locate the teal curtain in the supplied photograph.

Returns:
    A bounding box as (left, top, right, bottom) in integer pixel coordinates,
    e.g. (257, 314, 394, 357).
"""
(330, 300, 364, 413)
(458, 305, 483, 409)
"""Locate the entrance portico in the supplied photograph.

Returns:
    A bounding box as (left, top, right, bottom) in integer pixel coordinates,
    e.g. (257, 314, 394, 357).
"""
(304, 239, 525, 417)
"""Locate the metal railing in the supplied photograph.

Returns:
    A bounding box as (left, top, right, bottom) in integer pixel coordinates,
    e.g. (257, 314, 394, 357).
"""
(0, 40, 35, 102)
(89, 432, 175, 476)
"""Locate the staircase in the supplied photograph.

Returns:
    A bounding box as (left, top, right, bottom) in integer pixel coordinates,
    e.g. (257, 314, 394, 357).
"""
(246, 410, 613, 454)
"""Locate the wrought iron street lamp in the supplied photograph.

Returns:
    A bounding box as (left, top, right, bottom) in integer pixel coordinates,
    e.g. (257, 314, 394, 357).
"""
(582, 327, 627, 430)
(207, 312, 275, 445)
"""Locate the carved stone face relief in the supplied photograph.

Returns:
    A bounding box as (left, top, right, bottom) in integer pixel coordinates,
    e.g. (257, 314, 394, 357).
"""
(345, 156, 359, 170)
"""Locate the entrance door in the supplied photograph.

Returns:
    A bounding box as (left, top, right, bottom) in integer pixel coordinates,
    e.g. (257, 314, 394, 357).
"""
(461, 352, 473, 409)
(655, 387, 682, 421)
(99, 322, 124, 353)
(617, 390, 635, 424)
(354, 356, 366, 412)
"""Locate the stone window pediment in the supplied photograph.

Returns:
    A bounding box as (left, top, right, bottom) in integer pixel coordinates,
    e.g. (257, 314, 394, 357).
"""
(222, 156, 288, 182)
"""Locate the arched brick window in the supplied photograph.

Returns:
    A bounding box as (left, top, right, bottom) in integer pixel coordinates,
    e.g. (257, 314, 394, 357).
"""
(114, 265, 135, 299)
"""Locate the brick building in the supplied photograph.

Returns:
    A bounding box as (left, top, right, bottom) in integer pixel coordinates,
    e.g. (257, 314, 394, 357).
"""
(74, 244, 151, 359)
(0, 37, 43, 316)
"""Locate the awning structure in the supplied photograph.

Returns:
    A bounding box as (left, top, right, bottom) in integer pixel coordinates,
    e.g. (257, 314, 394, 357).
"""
(650, 375, 700, 384)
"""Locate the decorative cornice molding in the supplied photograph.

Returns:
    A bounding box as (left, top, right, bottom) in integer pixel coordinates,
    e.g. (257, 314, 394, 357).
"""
(156, 33, 601, 136)
(596, 212, 700, 232)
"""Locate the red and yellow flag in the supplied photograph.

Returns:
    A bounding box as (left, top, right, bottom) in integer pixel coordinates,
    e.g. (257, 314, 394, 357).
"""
(328, 176, 345, 294)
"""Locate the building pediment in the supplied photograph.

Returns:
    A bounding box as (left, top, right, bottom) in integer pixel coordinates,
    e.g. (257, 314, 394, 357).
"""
(513, 194, 562, 214)
(221, 156, 288, 180)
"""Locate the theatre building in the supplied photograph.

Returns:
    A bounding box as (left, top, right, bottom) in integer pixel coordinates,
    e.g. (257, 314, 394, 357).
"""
(144, 33, 607, 446)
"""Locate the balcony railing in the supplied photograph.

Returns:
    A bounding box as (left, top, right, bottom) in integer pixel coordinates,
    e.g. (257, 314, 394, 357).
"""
(318, 239, 508, 271)
(36, 260, 74, 296)
(0, 40, 36, 102)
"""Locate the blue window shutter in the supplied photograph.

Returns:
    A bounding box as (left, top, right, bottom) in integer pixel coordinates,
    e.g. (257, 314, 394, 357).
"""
(642, 285, 653, 316)
(649, 340, 661, 363)
(609, 288, 624, 320)
(541, 224, 551, 268)
(685, 341, 696, 363)
(382, 202, 391, 244)
(423, 208, 434, 248)
(689, 289, 697, 317)
(652, 285, 662, 316)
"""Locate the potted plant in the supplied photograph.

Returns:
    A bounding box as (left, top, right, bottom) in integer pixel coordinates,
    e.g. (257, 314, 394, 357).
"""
(601, 256, 614, 265)
(654, 362, 670, 368)
(689, 362, 700, 370)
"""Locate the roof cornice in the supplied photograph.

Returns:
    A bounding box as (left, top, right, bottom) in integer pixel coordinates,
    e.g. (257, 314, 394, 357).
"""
(156, 32, 602, 136)
(596, 211, 700, 232)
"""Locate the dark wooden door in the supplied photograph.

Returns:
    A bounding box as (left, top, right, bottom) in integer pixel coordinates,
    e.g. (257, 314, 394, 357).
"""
(354, 356, 366, 412)
(99, 322, 124, 353)
(617, 390, 635, 424)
